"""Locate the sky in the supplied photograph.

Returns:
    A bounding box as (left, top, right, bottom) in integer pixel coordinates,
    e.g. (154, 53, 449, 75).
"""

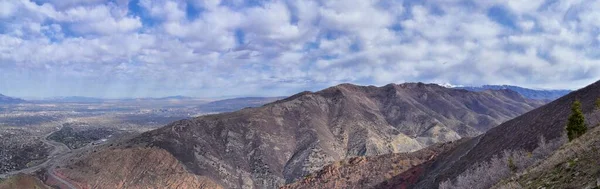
(0, 0, 599, 98)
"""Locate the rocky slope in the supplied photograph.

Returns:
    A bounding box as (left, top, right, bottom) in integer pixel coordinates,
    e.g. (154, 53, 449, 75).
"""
(60, 147, 222, 189)
(281, 139, 466, 189)
(494, 125, 600, 189)
(399, 80, 600, 188)
(62, 83, 543, 188)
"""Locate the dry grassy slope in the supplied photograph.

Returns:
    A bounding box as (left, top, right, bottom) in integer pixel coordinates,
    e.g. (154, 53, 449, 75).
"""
(496, 123, 600, 189)
(65, 83, 543, 189)
(61, 147, 222, 189)
(411, 80, 600, 189)
(0, 174, 50, 189)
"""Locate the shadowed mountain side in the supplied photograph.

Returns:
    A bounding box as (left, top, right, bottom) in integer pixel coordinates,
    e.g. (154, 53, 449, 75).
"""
(63, 83, 544, 188)
(408, 80, 600, 189)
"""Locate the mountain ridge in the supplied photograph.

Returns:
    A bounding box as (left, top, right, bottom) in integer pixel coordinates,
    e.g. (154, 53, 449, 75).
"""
(58, 82, 545, 188)
(407, 80, 600, 188)
(455, 85, 571, 100)
(0, 94, 25, 104)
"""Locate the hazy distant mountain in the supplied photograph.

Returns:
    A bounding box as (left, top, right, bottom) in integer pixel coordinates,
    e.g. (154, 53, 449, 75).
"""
(0, 94, 25, 104)
(44, 96, 200, 103)
(197, 97, 285, 113)
(45, 96, 105, 103)
(455, 85, 571, 100)
(154, 95, 195, 100)
(59, 83, 544, 188)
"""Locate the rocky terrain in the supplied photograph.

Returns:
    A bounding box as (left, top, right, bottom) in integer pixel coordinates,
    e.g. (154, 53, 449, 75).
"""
(281, 139, 466, 189)
(61, 83, 544, 188)
(281, 81, 598, 189)
(57, 147, 222, 189)
(398, 80, 600, 188)
(494, 124, 600, 189)
(456, 85, 571, 101)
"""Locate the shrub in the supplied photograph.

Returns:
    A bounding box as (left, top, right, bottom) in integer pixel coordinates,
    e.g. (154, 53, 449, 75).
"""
(439, 136, 564, 189)
(566, 100, 587, 141)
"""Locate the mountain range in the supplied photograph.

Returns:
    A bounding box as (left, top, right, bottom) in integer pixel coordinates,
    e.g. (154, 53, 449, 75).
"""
(195, 97, 286, 113)
(455, 85, 571, 100)
(286, 81, 600, 188)
(54, 83, 545, 188)
(0, 94, 25, 104)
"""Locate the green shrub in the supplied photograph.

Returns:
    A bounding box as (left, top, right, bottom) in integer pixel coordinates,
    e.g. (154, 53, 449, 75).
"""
(508, 157, 518, 172)
(566, 100, 587, 141)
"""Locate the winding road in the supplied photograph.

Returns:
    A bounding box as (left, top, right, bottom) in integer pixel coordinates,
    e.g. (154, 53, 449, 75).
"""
(0, 130, 78, 189)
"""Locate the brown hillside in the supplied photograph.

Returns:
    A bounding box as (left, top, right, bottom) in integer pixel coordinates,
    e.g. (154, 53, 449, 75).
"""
(64, 83, 543, 188)
(0, 174, 50, 189)
(61, 147, 222, 189)
(409, 80, 600, 188)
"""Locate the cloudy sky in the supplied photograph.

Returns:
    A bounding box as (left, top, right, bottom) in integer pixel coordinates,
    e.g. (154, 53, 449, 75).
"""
(0, 0, 599, 98)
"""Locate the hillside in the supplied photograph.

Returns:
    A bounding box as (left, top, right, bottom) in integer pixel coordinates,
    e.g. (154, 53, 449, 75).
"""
(404, 80, 600, 188)
(281, 139, 466, 189)
(0, 94, 25, 104)
(456, 85, 570, 100)
(60, 83, 543, 188)
(58, 147, 223, 189)
(0, 174, 50, 189)
(495, 125, 600, 189)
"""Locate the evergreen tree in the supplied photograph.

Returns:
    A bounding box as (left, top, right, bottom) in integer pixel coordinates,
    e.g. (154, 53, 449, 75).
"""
(566, 100, 587, 141)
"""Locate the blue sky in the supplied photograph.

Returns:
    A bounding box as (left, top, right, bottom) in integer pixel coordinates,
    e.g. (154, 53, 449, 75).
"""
(0, 0, 599, 98)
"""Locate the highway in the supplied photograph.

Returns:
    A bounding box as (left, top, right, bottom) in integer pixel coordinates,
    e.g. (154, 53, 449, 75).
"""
(0, 130, 78, 189)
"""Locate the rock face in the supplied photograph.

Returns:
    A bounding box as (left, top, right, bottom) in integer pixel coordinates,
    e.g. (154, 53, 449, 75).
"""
(281, 140, 464, 189)
(408, 80, 600, 189)
(65, 83, 543, 188)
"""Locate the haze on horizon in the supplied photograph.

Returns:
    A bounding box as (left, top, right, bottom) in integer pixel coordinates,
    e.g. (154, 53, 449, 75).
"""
(1, 0, 599, 98)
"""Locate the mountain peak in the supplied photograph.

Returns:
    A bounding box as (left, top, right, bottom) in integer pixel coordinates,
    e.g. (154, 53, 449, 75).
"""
(61, 82, 546, 189)
(0, 93, 25, 104)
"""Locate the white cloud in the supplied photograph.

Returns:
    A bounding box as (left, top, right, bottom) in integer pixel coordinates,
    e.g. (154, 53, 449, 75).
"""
(1, 0, 600, 98)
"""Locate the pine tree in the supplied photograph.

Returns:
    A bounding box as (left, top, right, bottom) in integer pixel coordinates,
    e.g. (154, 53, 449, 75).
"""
(566, 100, 587, 141)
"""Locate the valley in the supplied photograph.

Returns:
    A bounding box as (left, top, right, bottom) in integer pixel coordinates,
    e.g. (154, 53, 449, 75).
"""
(0, 96, 282, 188)
(30, 83, 548, 189)
(1, 82, 595, 189)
